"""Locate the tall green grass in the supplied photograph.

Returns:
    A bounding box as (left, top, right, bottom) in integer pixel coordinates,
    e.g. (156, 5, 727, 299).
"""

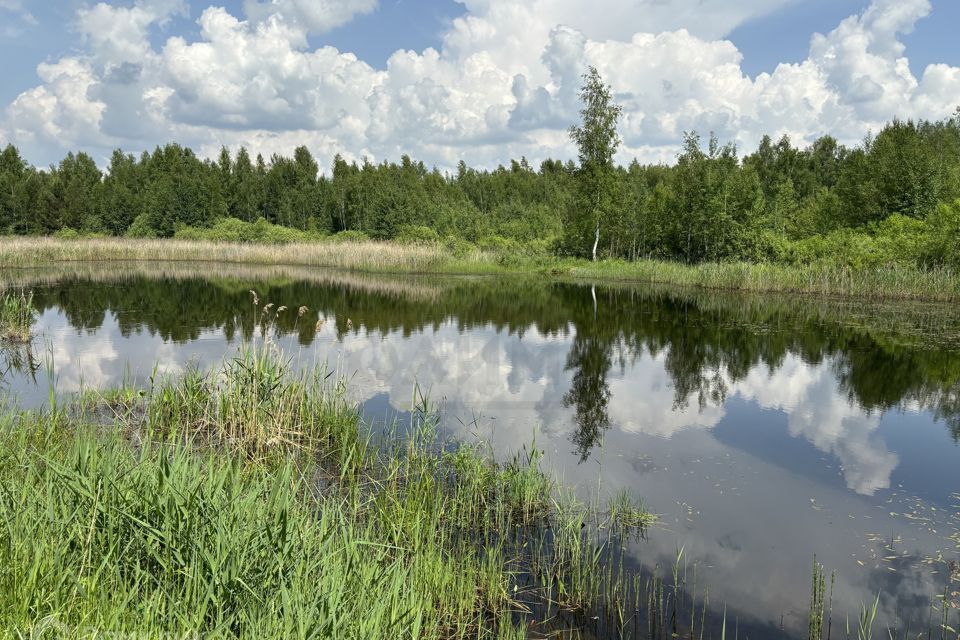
(0, 422, 519, 637)
(0, 290, 34, 342)
(0, 339, 665, 638)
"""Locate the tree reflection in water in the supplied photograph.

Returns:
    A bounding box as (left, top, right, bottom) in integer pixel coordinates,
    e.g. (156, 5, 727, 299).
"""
(9, 265, 960, 454)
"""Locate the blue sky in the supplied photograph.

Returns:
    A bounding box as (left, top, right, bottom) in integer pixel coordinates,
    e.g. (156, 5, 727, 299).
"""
(1, 0, 959, 168)
(728, 0, 960, 77)
(5, 0, 958, 101)
(0, 0, 468, 106)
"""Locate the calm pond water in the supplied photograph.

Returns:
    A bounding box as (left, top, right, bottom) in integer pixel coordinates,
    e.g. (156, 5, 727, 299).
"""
(2, 262, 959, 637)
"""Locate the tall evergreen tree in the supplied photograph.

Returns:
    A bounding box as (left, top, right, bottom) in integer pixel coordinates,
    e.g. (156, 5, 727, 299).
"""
(51, 152, 102, 232)
(100, 150, 141, 235)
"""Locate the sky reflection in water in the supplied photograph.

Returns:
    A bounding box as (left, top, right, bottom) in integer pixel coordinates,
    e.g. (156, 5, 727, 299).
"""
(2, 265, 958, 636)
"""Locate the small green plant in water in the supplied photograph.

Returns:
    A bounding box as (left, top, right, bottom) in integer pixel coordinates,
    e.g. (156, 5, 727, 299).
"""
(607, 487, 656, 535)
(0, 290, 35, 343)
(808, 556, 835, 640)
(857, 592, 881, 640)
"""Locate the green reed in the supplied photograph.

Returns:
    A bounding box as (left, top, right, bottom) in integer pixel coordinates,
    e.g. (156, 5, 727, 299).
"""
(0, 335, 667, 638)
(0, 289, 35, 342)
(806, 566, 960, 640)
(808, 557, 835, 640)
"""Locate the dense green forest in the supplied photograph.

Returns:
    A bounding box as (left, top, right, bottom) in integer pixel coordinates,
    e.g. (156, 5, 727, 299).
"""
(2, 111, 959, 268)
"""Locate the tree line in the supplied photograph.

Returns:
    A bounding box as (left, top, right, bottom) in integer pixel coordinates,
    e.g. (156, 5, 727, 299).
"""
(1, 70, 958, 267)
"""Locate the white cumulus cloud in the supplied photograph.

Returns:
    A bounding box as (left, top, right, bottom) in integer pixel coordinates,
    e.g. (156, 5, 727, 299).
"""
(1, 0, 958, 169)
(244, 0, 378, 38)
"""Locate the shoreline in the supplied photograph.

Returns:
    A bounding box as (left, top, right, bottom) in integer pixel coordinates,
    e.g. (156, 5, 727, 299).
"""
(0, 344, 661, 637)
(3, 259, 957, 636)
(1, 236, 958, 302)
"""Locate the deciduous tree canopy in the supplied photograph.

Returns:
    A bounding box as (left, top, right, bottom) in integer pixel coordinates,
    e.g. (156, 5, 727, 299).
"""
(1, 106, 959, 270)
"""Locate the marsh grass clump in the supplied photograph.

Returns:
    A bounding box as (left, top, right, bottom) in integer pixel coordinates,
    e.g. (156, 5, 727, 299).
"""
(0, 290, 35, 342)
(608, 487, 657, 535)
(0, 372, 531, 637)
(146, 346, 363, 463)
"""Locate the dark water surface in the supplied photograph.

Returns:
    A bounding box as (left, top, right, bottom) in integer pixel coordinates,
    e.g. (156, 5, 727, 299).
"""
(2, 263, 959, 636)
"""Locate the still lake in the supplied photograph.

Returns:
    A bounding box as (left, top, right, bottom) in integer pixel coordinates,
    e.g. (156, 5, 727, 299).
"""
(2, 262, 959, 636)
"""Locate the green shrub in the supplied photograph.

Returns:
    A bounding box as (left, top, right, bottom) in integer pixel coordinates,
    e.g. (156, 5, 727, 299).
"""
(476, 235, 521, 254)
(782, 212, 947, 270)
(923, 200, 960, 268)
(52, 228, 111, 240)
(523, 237, 555, 257)
(252, 218, 314, 243)
(80, 214, 106, 234)
(395, 225, 440, 245)
(171, 226, 205, 241)
(52, 228, 81, 240)
(206, 217, 254, 242)
(125, 213, 158, 239)
(331, 230, 371, 243)
(173, 218, 317, 244)
(870, 214, 930, 264)
(443, 236, 478, 258)
(793, 229, 887, 268)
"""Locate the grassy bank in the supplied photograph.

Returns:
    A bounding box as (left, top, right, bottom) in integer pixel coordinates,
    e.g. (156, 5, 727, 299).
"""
(555, 258, 960, 302)
(0, 236, 462, 273)
(0, 341, 666, 638)
(2, 236, 959, 302)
